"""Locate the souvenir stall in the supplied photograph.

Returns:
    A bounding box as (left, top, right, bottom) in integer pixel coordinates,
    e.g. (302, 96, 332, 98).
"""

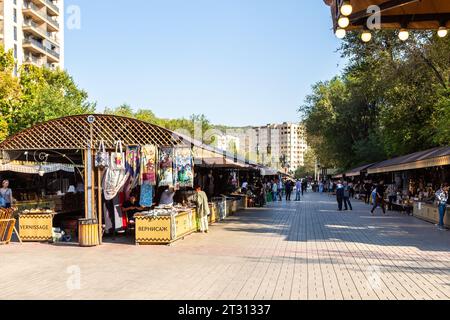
(367, 147, 450, 226)
(0, 115, 197, 246)
(193, 147, 260, 221)
(0, 159, 84, 242)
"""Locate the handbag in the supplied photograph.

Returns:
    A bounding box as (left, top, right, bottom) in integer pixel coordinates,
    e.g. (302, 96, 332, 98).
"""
(95, 140, 109, 168)
(110, 140, 125, 170)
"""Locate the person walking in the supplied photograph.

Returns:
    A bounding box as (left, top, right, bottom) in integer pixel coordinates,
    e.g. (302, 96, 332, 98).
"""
(0, 180, 13, 209)
(371, 181, 386, 215)
(285, 180, 293, 201)
(272, 181, 278, 202)
(278, 179, 283, 201)
(302, 179, 307, 195)
(343, 181, 353, 211)
(435, 184, 449, 231)
(364, 181, 372, 205)
(336, 181, 344, 211)
(295, 179, 302, 201)
(194, 185, 210, 233)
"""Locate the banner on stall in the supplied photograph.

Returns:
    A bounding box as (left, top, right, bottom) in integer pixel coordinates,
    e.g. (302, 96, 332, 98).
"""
(158, 147, 174, 187)
(174, 147, 194, 188)
(140, 145, 157, 185)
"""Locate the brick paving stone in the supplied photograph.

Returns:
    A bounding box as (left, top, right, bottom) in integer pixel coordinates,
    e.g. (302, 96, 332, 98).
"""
(1, 192, 449, 300)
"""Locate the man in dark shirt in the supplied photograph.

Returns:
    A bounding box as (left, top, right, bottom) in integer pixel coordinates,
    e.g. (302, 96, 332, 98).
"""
(122, 195, 145, 223)
(371, 181, 386, 215)
(364, 181, 372, 204)
(285, 180, 293, 201)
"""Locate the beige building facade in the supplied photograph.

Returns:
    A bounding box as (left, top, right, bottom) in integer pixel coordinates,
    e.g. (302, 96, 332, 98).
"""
(0, 0, 64, 74)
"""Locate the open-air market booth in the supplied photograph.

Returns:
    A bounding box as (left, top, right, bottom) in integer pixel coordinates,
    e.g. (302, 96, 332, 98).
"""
(0, 114, 259, 247)
(367, 146, 450, 226)
(0, 115, 209, 246)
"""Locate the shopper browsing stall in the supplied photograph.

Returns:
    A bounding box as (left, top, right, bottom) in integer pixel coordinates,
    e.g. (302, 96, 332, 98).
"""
(435, 184, 449, 231)
(194, 185, 210, 233)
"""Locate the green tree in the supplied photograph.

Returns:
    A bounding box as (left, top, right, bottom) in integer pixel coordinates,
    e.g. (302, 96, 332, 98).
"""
(300, 30, 450, 170)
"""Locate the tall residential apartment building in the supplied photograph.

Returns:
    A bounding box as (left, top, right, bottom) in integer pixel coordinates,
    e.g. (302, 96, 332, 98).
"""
(0, 0, 64, 74)
(249, 123, 307, 172)
(216, 122, 308, 173)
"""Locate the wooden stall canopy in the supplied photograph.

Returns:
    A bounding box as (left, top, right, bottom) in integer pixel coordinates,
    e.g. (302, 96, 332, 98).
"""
(367, 146, 450, 174)
(0, 114, 188, 153)
(326, 0, 450, 30)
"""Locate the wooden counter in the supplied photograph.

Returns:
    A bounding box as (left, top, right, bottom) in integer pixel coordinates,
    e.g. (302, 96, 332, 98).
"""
(135, 209, 197, 245)
(19, 213, 54, 242)
(414, 202, 450, 228)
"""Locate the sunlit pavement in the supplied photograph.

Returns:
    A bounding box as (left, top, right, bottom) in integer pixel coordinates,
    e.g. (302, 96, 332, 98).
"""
(1, 192, 449, 300)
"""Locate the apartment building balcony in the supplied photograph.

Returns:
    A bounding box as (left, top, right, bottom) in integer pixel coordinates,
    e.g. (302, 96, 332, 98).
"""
(23, 37, 60, 62)
(23, 1, 59, 31)
(23, 19, 59, 45)
(41, 0, 60, 15)
(23, 53, 44, 67)
(23, 37, 47, 56)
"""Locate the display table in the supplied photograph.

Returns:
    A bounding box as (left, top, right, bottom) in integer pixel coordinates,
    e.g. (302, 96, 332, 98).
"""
(208, 203, 220, 224)
(414, 202, 450, 228)
(19, 212, 54, 242)
(135, 209, 197, 245)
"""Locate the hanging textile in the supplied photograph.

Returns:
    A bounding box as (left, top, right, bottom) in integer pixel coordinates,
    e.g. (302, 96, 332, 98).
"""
(158, 147, 174, 187)
(140, 145, 157, 185)
(174, 147, 194, 188)
(103, 196, 124, 232)
(126, 145, 141, 190)
(140, 182, 154, 207)
(103, 151, 130, 201)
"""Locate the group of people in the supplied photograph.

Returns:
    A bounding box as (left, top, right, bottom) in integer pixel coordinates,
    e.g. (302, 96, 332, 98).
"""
(261, 178, 308, 203)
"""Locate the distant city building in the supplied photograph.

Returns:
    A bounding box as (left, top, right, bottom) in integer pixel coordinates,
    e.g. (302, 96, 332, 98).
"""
(214, 134, 240, 154)
(251, 122, 308, 172)
(213, 122, 308, 173)
(0, 0, 65, 75)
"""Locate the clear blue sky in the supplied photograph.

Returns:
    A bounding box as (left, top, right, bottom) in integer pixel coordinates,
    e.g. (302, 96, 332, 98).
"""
(65, 0, 345, 126)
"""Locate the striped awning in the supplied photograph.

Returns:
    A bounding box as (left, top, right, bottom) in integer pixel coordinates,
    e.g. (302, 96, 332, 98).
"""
(0, 161, 78, 175)
(367, 147, 450, 174)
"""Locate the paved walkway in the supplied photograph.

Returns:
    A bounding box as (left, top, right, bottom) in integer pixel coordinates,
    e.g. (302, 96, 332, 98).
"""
(1, 193, 449, 300)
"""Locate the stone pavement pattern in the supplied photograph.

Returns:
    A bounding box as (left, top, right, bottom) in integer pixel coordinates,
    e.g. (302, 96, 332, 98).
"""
(1, 193, 449, 300)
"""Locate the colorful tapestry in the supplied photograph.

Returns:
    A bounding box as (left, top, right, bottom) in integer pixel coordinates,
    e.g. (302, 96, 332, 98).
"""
(126, 145, 140, 180)
(140, 145, 157, 186)
(174, 147, 194, 188)
(140, 182, 154, 207)
(158, 147, 174, 187)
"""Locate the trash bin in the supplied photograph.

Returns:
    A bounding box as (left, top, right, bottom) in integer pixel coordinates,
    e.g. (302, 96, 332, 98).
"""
(78, 218, 100, 247)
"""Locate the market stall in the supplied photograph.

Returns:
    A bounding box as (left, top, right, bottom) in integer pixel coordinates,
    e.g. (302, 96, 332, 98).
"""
(367, 146, 450, 224)
(0, 114, 255, 246)
(135, 207, 197, 245)
(0, 115, 195, 246)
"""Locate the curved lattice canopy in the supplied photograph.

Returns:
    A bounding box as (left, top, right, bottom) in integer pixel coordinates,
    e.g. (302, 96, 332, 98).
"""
(0, 114, 188, 151)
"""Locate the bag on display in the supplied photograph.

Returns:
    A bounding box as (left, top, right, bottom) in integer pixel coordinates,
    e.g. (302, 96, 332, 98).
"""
(110, 140, 125, 170)
(95, 140, 109, 168)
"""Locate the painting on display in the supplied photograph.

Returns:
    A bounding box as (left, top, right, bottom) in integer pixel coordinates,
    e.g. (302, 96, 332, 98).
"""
(174, 147, 194, 188)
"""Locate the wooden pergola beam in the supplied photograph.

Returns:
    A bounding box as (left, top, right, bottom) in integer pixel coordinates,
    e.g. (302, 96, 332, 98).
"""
(351, 13, 450, 27)
(349, 0, 420, 23)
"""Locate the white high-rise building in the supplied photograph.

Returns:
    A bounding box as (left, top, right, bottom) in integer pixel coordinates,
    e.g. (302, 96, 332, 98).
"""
(0, 0, 64, 74)
(221, 122, 308, 172)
